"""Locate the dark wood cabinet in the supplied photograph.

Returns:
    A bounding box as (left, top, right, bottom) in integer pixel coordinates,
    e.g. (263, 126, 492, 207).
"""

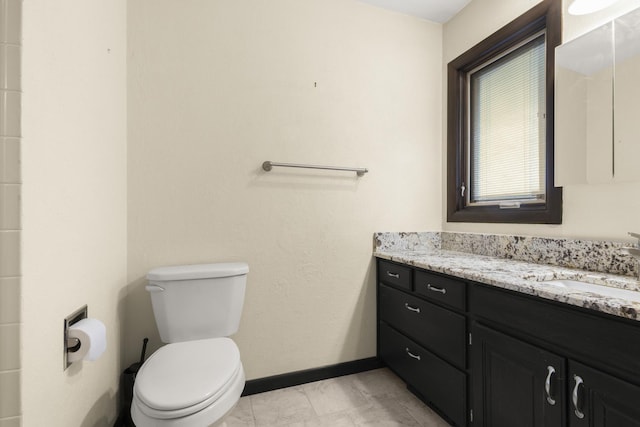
(377, 259, 412, 291)
(376, 258, 640, 427)
(414, 270, 466, 310)
(470, 284, 640, 427)
(568, 361, 640, 427)
(377, 259, 468, 426)
(380, 322, 467, 427)
(471, 323, 565, 427)
(379, 283, 466, 368)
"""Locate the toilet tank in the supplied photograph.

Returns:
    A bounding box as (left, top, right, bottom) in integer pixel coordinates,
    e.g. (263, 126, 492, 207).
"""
(146, 262, 248, 343)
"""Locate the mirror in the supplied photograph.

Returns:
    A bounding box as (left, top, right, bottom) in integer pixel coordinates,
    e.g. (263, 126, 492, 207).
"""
(555, 7, 640, 185)
(555, 23, 613, 184)
(613, 7, 640, 182)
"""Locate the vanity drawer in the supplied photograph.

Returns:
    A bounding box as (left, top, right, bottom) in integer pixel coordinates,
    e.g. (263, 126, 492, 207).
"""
(415, 270, 466, 311)
(378, 260, 412, 291)
(379, 284, 466, 368)
(379, 322, 467, 427)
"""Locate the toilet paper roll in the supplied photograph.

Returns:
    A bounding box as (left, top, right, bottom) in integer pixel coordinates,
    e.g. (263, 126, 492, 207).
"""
(67, 318, 107, 363)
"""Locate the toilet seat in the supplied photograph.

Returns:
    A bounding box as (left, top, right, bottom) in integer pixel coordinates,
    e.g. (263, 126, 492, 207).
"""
(131, 362, 245, 427)
(134, 338, 242, 419)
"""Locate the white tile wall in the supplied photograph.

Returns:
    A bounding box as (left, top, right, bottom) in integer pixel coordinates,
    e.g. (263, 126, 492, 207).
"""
(0, 92, 20, 137)
(0, 45, 20, 90)
(0, 1, 20, 46)
(0, 138, 19, 183)
(0, 371, 20, 418)
(0, 417, 20, 427)
(0, 0, 20, 424)
(0, 185, 19, 230)
(0, 232, 19, 276)
(0, 277, 19, 324)
(0, 324, 19, 370)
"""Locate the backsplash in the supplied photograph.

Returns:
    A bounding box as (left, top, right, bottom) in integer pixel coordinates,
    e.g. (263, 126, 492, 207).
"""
(374, 232, 638, 278)
(374, 231, 441, 252)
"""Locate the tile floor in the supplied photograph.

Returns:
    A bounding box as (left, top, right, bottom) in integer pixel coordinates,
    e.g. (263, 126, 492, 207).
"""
(222, 368, 452, 427)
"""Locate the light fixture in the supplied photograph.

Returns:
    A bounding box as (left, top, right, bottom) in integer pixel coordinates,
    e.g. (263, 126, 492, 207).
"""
(568, 0, 621, 15)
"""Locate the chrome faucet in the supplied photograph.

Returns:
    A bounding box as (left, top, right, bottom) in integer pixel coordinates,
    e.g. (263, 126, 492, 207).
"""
(622, 232, 640, 279)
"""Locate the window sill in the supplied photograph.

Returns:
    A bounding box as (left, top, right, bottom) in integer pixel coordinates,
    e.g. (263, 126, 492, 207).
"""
(447, 189, 562, 224)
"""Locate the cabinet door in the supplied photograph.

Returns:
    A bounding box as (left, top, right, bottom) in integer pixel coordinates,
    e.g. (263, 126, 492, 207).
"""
(569, 361, 640, 427)
(471, 323, 564, 427)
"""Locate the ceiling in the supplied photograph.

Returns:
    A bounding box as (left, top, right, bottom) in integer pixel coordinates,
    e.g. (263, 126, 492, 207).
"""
(358, 0, 473, 23)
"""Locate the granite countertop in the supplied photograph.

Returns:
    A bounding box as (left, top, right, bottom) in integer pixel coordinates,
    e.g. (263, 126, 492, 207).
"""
(374, 248, 640, 322)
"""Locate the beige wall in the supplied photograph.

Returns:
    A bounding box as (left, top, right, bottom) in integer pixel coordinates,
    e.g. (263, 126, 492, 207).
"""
(12, 1, 640, 425)
(21, 1, 127, 426)
(442, 0, 640, 240)
(127, 0, 443, 379)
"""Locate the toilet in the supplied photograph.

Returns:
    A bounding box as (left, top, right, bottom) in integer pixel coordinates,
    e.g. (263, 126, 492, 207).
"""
(131, 262, 249, 427)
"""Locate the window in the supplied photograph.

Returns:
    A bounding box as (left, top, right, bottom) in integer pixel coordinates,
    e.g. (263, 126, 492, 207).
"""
(447, 0, 562, 224)
(470, 32, 546, 205)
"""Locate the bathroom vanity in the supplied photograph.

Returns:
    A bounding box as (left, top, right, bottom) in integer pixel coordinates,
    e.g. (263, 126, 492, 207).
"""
(378, 259, 467, 426)
(375, 232, 640, 427)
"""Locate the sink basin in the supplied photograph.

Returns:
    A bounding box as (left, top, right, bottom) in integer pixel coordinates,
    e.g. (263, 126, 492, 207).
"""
(541, 280, 640, 303)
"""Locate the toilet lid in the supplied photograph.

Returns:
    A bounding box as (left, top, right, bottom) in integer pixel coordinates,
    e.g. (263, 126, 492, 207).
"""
(134, 338, 241, 412)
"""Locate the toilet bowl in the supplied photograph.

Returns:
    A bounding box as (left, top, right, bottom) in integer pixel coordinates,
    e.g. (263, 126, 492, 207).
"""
(131, 262, 249, 427)
(131, 338, 245, 427)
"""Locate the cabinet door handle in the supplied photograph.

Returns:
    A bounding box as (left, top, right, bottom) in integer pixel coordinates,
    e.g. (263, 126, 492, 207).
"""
(545, 366, 556, 405)
(386, 271, 400, 279)
(405, 348, 421, 361)
(404, 303, 421, 313)
(427, 284, 447, 294)
(572, 375, 585, 419)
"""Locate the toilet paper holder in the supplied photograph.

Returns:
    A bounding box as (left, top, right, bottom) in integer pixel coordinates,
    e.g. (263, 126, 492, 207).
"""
(63, 305, 88, 370)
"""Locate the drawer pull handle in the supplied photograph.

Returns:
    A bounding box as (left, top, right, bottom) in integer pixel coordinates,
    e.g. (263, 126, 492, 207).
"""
(404, 303, 421, 313)
(386, 271, 400, 279)
(572, 375, 585, 419)
(427, 284, 447, 294)
(545, 366, 556, 405)
(405, 348, 421, 361)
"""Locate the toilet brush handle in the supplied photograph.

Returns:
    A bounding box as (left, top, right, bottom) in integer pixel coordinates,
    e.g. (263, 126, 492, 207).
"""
(139, 338, 149, 364)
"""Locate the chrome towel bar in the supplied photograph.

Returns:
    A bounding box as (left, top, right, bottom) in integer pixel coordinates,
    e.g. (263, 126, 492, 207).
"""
(262, 161, 368, 177)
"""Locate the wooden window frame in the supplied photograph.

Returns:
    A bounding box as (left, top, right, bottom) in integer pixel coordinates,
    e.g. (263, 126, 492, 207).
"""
(447, 0, 562, 224)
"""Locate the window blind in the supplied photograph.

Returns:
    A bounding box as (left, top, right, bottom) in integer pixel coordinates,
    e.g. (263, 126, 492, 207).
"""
(469, 32, 546, 204)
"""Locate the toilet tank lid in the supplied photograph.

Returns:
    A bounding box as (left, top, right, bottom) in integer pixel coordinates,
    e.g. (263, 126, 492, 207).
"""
(147, 262, 249, 281)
